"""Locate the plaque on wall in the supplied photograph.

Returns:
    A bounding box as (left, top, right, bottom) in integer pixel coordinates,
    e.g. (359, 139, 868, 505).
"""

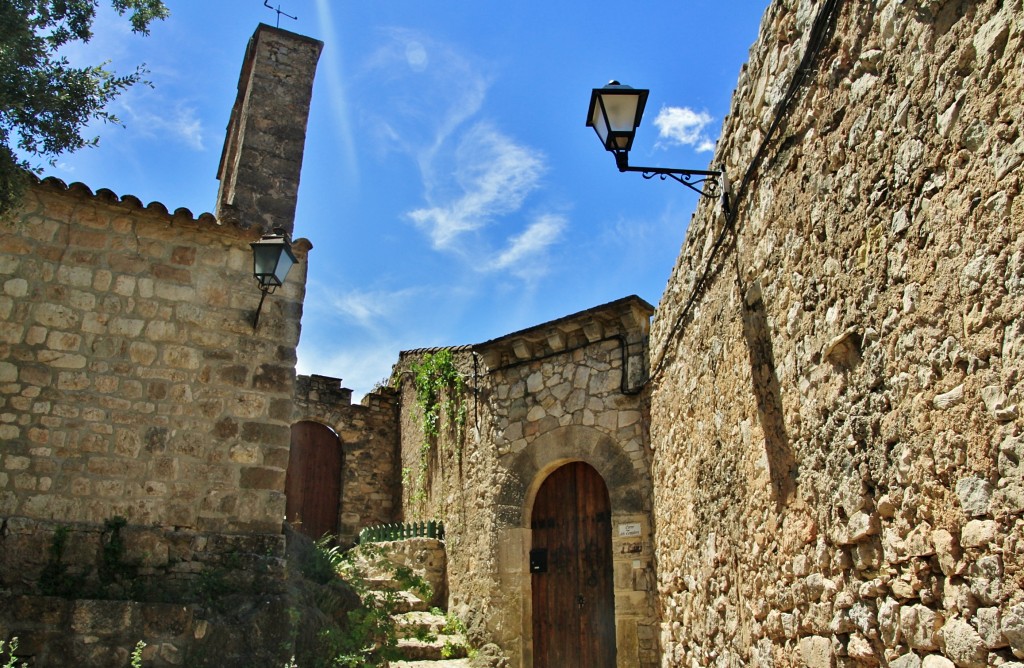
(617, 522, 642, 537)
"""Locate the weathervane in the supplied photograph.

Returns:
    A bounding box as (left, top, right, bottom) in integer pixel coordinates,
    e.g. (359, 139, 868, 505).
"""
(263, 0, 297, 28)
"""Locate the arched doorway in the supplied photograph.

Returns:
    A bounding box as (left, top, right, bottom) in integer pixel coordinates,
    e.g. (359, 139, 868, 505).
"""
(530, 461, 616, 668)
(285, 421, 342, 539)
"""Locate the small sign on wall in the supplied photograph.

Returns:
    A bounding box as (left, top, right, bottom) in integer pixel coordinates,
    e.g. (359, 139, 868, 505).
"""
(617, 522, 642, 537)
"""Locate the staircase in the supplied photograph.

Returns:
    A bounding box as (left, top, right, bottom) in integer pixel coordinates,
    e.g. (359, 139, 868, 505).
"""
(363, 571, 471, 667)
(347, 530, 472, 667)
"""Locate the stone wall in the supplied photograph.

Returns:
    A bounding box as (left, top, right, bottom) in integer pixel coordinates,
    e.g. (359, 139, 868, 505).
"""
(649, 0, 1024, 665)
(0, 179, 307, 537)
(0, 178, 310, 664)
(293, 374, 402, 545)
(350, 537, 448, 608)
(395, 297, 660, 667)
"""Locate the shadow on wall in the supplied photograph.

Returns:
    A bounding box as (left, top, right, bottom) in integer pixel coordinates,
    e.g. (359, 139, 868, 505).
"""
(739, 282, 797, 511)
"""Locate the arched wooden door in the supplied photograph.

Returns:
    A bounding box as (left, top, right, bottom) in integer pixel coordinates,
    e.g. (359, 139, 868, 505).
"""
(531, 462, 616, 668)
(285, 421, 342, 539)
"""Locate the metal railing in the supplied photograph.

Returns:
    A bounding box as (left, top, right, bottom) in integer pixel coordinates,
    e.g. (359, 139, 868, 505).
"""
(358, 521, 445, 544)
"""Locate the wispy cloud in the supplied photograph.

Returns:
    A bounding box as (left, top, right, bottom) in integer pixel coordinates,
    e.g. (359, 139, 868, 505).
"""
(409, 123, 545, 250)
(357, 29, 562, 281)
(118, 98, 205, 150)
(654, 106, 716, 153)
(360, 28, 488, 165)
(488, 214, 566, 281)
(314, 0, 359, 181)
(324, 286, 421, 331)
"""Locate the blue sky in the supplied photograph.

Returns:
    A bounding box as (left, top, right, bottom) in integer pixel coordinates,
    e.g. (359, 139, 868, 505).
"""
(46, 1, 769, 398)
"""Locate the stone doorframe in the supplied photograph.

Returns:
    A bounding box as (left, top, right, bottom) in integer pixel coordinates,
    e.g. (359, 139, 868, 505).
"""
(494, 425, 658, 668)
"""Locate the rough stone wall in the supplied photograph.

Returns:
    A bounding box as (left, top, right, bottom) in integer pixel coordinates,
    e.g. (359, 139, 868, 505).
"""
(649, 0, 1024, 666)
(395, 297, 660, 667)
(293, 373, 402, 545)
(0, 180, 306, 535)
(0, 179, 309, 666)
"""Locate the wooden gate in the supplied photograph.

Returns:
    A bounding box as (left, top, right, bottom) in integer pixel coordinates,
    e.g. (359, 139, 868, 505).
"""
(531, 462, 616, 667)
(285, 421, 342, 539)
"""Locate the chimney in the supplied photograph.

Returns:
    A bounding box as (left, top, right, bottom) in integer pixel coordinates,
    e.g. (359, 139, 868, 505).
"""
(216, 24, 323, 235)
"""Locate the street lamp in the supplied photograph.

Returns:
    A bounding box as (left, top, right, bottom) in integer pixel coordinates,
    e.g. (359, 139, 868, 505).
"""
(587, 81, 730, 213)
(250, 228, 297, 329)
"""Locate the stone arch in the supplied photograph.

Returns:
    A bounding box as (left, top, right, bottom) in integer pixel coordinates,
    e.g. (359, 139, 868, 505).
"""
(497, 425, 649, 529)
(493, 425, 655, 668)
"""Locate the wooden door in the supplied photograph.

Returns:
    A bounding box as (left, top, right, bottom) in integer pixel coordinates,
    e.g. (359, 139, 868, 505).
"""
(285, 421, 342, 539)
(531, 462, 616, 668)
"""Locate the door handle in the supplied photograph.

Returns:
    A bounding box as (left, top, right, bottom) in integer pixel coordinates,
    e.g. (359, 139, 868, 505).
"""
(577, 594, 585, 609)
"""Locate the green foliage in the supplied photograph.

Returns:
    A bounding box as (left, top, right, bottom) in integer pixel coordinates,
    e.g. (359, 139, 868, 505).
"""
(408, 349, 468, 507)
(0, 0, 170, 213)
(441, 638, 459, 659)
(440, 612, 470, 659)
(0, 638, 27, 668)
(38, 524, 86, 597)
(315, 542, 434, 667)
(442, 612, 467, 635)
(301, 535, 345, 585)
(130, 641, 145, 668)
(99, 515, 137, 587)
(411, 349, 466, 439)
(192, 567, 231, 608)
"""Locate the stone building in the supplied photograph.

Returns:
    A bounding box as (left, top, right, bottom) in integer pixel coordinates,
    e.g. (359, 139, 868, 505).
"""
(0, 23, 322, 665)
(315, 1, 1021, 665)
(392, 296, 660, 668)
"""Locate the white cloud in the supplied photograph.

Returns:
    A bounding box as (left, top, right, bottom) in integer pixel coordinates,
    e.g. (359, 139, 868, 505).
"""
(408, 123, 545, 250)
(118, 97, 205, 150)
(653, 106, 716, 153)
(359, 30, 560, 283)
(362, 28, 488, 161)
(318, 285, 422, 331)
(314, 0, 359, 181)
(488, 214, 566, 280)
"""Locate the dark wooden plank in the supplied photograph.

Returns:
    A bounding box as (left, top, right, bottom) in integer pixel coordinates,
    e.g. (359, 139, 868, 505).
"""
(578, 463, 616, 668)
(286, 421, 342, 539)
(532, 462, 616, 668)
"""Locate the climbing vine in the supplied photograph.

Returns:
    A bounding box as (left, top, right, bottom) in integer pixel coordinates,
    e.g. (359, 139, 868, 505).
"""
(412, 349, 466, 439)
(408, 350, 468, 506)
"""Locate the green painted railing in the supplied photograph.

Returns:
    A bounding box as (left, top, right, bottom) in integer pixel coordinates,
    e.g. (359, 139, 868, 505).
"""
(358, 521, 445, 544)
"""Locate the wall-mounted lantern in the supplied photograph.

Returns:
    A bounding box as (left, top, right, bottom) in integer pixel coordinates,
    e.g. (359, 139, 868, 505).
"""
(250, 228, 297, 329)
(587, 81, 730, 213)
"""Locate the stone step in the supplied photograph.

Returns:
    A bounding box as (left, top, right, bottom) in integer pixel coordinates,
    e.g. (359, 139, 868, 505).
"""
(393, 634, 469, 661)
(368, 588, 431, 614)
(388, 660, 472, 668)
(364, 576, 407, 591)
(394, 610, 448, 638)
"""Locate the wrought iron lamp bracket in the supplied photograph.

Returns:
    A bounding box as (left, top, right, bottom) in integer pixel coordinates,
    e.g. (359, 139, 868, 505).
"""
(252, 283, 278, 330)
(613, 150, 728, 206)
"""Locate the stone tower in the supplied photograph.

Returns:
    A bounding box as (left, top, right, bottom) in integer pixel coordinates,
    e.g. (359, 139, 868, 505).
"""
(216, 23, 323, 235)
